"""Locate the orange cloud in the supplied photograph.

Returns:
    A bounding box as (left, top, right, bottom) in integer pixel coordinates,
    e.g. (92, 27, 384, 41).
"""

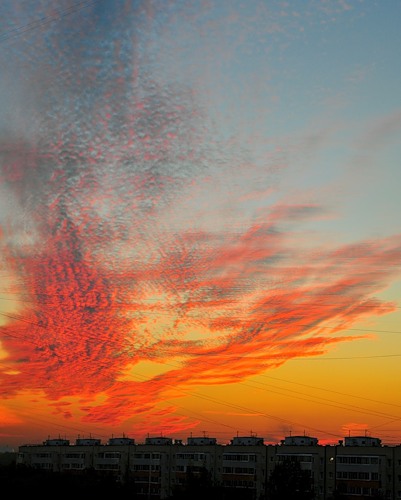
(1, 191, 400, 436)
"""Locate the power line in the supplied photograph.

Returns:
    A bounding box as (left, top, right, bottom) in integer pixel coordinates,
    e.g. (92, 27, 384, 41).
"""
(1, 326, 400, 444)
(0, 0, 102, 44)
(1, 306, 401, 338)
(259, 374, 401, 409)
(291, 354, 401, 360)
(0, 289, 399, 309)
(128, 371, 344, 439)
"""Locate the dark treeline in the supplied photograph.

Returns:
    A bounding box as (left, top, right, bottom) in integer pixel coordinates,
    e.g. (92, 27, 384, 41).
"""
(2, 455, 379, 499)
(1, 463, 130, 495)
(0, 458, 310, 499)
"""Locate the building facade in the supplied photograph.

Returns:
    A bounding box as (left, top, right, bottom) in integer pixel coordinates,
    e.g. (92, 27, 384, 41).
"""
(16, 434, 401, 499)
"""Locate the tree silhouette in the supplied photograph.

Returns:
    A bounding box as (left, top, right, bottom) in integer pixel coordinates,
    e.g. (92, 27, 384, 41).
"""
(266, 458, 315, 500)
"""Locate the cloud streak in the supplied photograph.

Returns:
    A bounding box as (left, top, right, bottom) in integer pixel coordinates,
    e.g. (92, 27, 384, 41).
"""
(1, 182, 400, 430)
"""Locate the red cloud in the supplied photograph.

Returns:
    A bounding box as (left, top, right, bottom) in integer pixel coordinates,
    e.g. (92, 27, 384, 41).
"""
(1, 193, 400, 434)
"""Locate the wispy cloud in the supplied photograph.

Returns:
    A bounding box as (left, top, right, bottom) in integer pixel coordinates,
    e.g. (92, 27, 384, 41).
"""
(1, 186, 400, 429)
(0, 0, 400, 440)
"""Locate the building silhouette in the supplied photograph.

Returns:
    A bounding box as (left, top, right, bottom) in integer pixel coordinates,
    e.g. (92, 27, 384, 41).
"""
(16, 433, 401, 499)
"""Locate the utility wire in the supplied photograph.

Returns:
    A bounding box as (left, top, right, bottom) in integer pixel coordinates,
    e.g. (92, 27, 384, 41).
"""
(0, 0, 102, 44)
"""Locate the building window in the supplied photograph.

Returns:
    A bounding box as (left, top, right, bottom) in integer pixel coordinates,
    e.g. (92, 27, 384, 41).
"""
(223, 454, 256, 462)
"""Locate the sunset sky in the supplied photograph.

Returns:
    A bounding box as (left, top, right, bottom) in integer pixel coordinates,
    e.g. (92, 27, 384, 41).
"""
(1, 0, 401, 450)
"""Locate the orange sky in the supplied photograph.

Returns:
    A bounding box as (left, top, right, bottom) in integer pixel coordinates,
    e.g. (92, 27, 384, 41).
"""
(1, 211, 400, 447)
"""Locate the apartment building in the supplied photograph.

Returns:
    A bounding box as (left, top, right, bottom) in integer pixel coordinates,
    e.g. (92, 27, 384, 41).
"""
(267, 435, 327, 498)
(331, 436, 395, 499)
(220, 436, 266, 499)
(16, 434, 401, 499)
